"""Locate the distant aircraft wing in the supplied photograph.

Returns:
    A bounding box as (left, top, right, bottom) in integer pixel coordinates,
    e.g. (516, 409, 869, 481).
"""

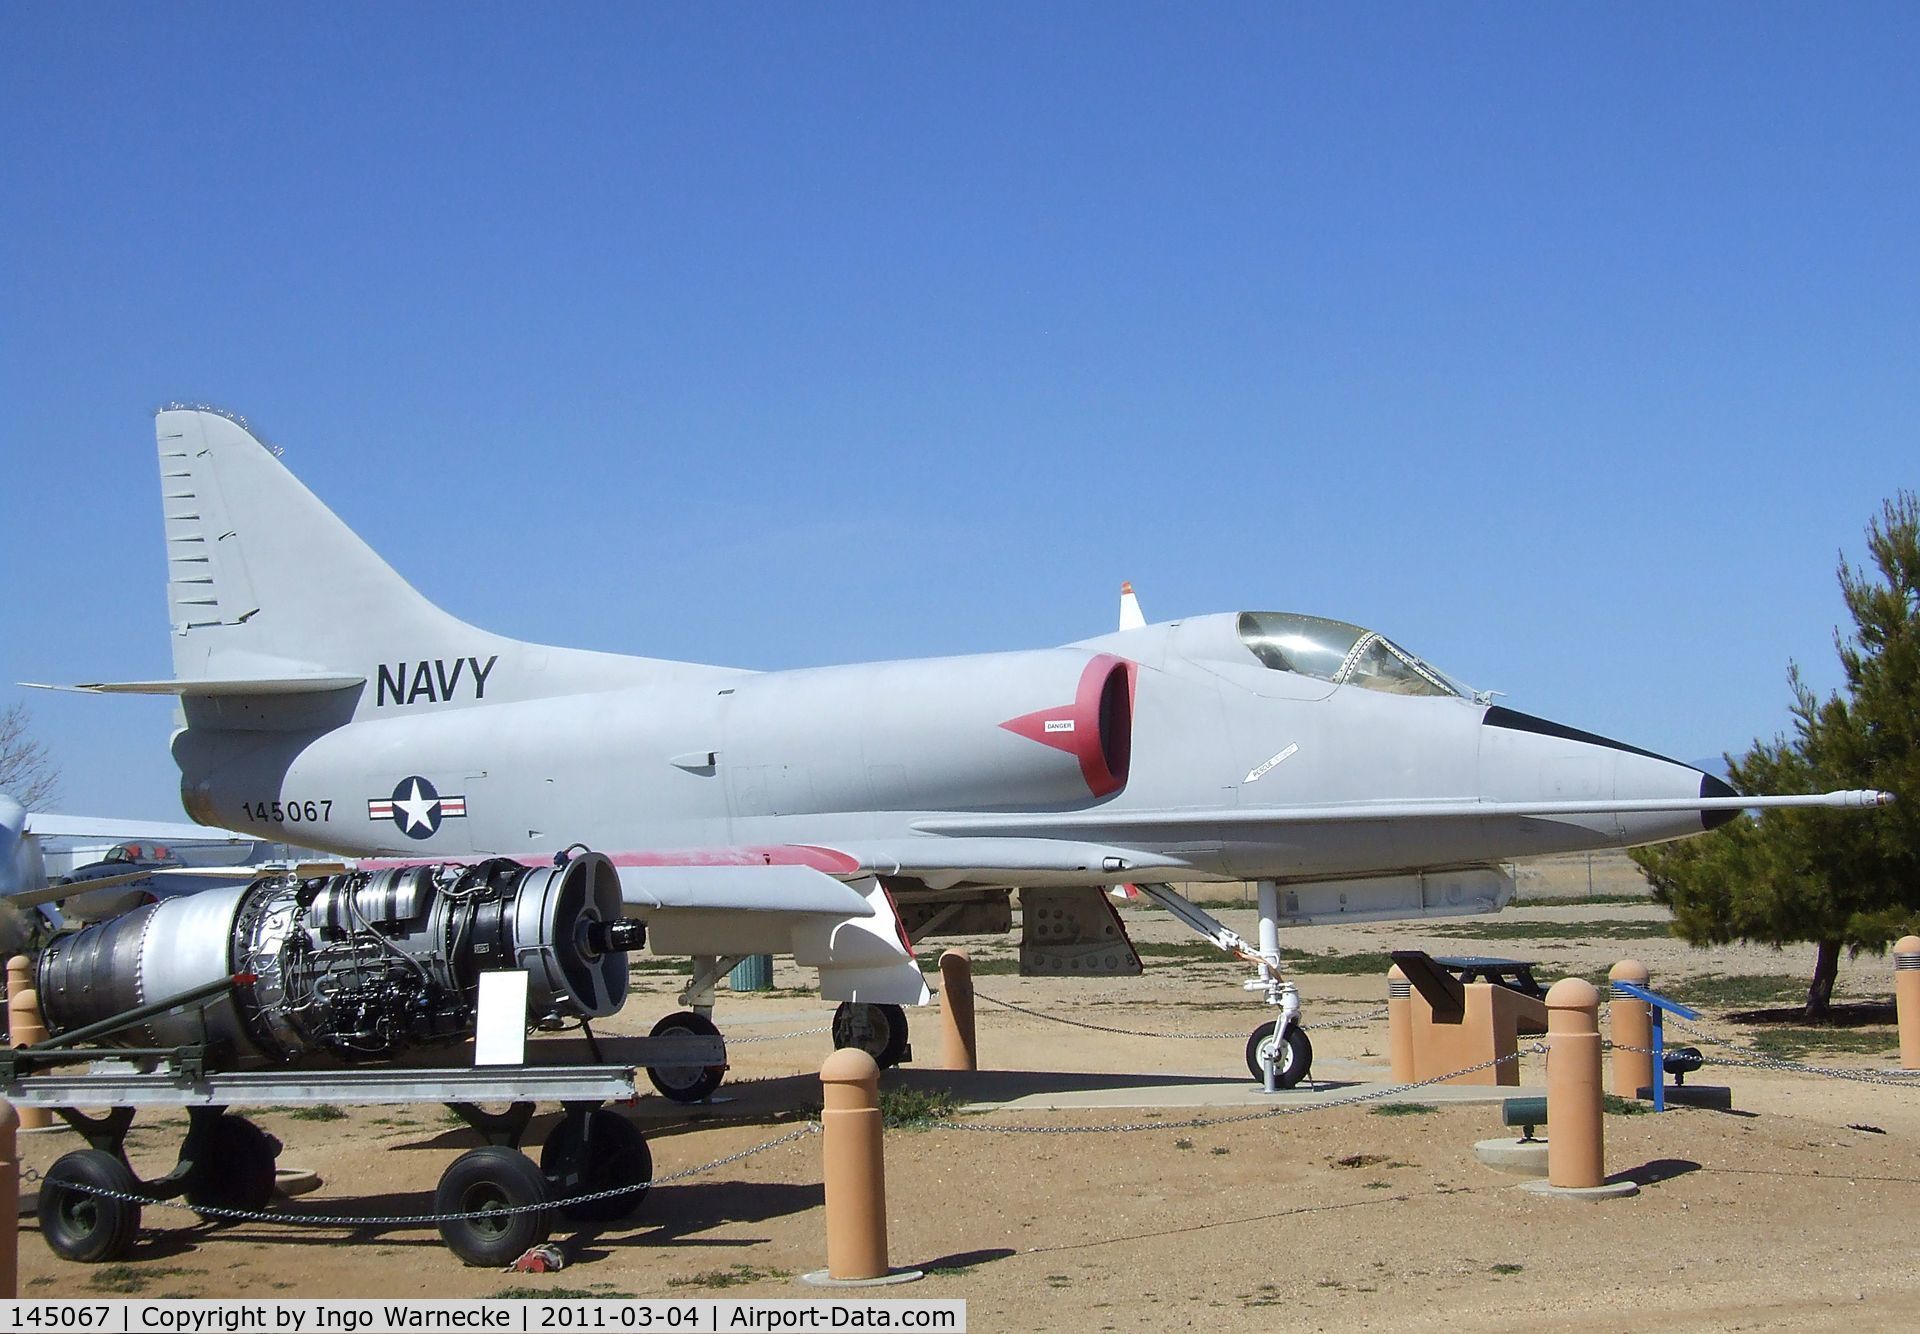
(24, 812, 253, 843)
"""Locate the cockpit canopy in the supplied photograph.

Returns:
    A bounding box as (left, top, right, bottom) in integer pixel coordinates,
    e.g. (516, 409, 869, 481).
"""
(1237, 612, 1464, 698)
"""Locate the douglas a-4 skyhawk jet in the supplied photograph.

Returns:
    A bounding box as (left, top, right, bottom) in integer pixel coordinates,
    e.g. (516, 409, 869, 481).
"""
(32, 406, 1891, 1096)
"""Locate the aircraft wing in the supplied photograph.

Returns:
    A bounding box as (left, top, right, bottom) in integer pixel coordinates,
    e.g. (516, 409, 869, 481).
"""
(829, 836, 1198, 887)
(617, 864, 875, 915)
(914, 789, 1894, 839)
(597, 837, 1198, 899)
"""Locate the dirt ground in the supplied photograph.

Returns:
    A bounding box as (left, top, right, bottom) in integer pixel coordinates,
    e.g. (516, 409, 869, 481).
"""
(14, 874, 1920, 1331)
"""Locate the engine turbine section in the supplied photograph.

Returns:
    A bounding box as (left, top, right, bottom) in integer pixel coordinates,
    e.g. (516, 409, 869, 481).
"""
(35, 852, 638, 1065)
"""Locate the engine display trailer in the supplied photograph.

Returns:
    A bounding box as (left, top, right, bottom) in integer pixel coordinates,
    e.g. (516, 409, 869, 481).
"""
(2, 1033, 726, 1267)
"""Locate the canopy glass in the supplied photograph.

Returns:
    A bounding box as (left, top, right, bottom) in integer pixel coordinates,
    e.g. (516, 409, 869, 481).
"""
(1236, 612, 1463, 698)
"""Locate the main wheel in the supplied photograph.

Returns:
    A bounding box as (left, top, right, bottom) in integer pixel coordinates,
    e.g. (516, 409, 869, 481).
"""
(646, 1010, 727, 1103)
(832, 1002, 910, 1069)
(38, 1149, 142, 1263)
(184, 1115, 281, 1219)
(435, 1147, 553, 1267)
(1245, 1020, 1312, 1088)
(541, 1110, 653, 1223)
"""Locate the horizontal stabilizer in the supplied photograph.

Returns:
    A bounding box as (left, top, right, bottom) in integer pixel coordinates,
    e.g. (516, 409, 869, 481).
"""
(23, 676, 364, 697)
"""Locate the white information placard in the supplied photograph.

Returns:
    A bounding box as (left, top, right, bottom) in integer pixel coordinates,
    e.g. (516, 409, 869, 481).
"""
(473, 968, 530, 1065)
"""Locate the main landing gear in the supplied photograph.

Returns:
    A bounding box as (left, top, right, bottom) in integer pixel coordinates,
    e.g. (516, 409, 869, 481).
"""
(640, 955, 917, 1096)
(831, 1002, 912, 1068)
(644, 954, 741, 1103)
(1133, 881, 1313, 1091)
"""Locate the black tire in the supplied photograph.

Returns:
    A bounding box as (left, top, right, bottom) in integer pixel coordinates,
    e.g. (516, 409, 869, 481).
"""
(831, 1001, 911, 1069)
(540, 1109, 653, 1223)
(434, 1147, 553, 1267)
(38, 1149, 142, 1263)
(184, 1115, 281, 1219)
(646, 1010, 726, 1103)
(1245, 1021, 1312, 1088)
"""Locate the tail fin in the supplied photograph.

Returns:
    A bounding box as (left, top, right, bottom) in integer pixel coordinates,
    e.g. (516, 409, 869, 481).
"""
(158, 405, 486, 682)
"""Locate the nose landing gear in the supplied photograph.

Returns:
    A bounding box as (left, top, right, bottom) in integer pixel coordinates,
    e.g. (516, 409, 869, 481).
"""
(1131, 880, 1315, 1091)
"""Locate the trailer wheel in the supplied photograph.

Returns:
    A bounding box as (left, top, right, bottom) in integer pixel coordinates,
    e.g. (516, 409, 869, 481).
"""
(435, 1147, 553, 1267)
(1245, 1020, 1312, 1088)
(832, 1002, 910, 1068)
(646, 1011, 726, 1103)
(185, 1115, 281, 1219)
(39, 1149, 142, 1263)
(541, 1109, 653, 1223)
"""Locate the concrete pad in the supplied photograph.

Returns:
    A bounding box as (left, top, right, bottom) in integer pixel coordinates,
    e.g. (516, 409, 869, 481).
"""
(898, 1058, 1545, 1113)
(1475, 1137, 1549, 1176)
(1518, 1178, 1641, 1201)
(800, 1269, 925, 1287)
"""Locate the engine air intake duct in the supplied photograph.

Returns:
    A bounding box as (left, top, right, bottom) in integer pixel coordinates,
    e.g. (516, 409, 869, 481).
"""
(36, 852, 632, 1066)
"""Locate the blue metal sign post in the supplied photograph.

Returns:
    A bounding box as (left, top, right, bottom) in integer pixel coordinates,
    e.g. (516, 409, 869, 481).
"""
(1609, 980, 1701, 1111)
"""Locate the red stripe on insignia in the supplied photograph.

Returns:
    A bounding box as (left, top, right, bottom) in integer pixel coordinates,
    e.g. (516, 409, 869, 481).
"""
(440, 799, 466, 815)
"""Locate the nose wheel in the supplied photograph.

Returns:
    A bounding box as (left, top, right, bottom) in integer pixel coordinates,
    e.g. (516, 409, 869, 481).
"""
(1246, 1020, 1312, 1088)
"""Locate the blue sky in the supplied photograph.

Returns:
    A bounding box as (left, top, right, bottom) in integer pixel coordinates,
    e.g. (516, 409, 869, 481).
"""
(3, 5, 1914, 820)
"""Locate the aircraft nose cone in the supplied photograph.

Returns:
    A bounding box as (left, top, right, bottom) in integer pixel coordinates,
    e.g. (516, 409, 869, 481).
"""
(1700, 771, 1740, 831)
(1480, 705, 1730, 846)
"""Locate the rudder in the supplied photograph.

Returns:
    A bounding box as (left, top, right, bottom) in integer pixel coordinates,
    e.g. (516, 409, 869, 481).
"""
(157, 405, 486, 683)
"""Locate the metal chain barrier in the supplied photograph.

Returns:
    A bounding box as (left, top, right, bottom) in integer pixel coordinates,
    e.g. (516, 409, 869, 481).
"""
(22, 1122, 822, 1227)
(729, 1024, 832, 1045)
(973, 990, 1388, 1041)
(923, 1046, 1542, 1135)
(973, 990, 1243, 1039)
(1301, 1004, 1393, 1032)
(1606, 1040, 1920, 1089)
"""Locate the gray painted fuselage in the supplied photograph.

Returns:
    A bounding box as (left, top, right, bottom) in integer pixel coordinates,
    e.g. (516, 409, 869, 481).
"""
(141, 405, 1721, 901)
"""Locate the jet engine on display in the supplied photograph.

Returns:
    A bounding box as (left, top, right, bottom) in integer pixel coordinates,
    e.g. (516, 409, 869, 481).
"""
(33, 851, 640, 1065)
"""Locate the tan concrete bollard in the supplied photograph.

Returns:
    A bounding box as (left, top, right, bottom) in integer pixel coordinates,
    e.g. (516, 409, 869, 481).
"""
(6, 983, 50, 1132)
(1608, 959, 1653, 1099)
(4, 957, 29, 1007)
(1545, 978, 1605, 1189)
(1897, 936, 1920, 1070)
(1387, 964, 1413, 1082)
(938, 950, 977, 1072)
(0, 1101, 15, 1298)
(820, 1048, 890, 1280)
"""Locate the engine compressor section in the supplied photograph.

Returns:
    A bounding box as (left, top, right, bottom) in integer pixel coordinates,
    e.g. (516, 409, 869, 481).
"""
(35, 851, 640, 1064)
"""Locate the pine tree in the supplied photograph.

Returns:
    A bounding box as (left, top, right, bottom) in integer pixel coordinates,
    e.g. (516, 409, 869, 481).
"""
(1631, 492, 1918, 1019)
